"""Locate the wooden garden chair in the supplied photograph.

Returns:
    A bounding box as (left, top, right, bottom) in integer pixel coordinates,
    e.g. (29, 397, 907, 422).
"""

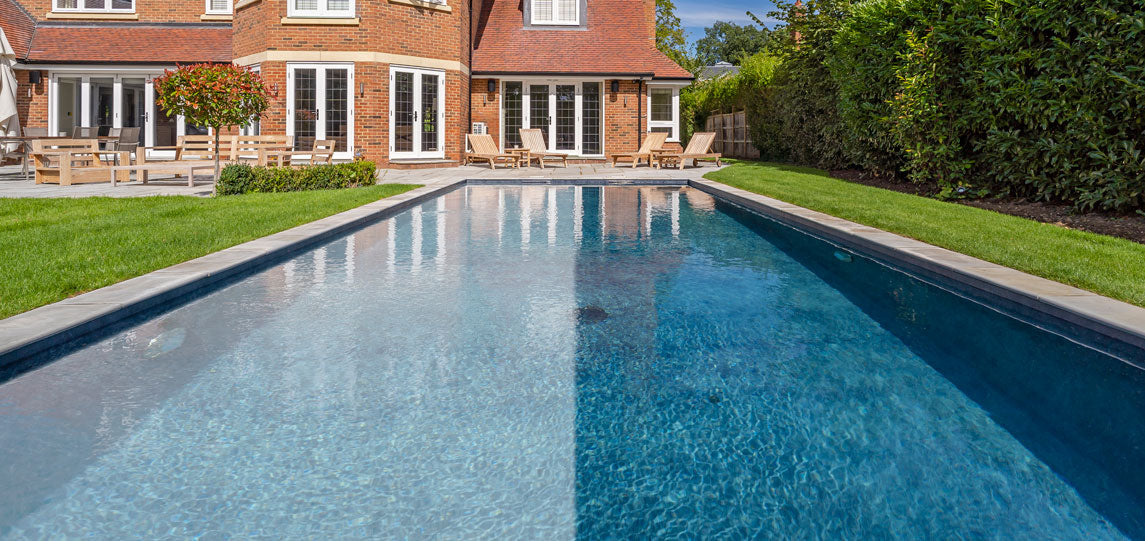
(610, 131, 668, 168)
(465, 134, 519, 169)
(654, 132, 722, 170)
(518, 129, 568, 168)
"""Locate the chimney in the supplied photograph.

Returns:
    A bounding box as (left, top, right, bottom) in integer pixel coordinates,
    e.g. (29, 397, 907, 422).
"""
(647, 0, 657, 44)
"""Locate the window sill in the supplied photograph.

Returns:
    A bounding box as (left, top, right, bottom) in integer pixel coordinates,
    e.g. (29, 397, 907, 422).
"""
(201, 13, 233, 21)
(280, 16, 361, 25)
(389, 0, 451, 12)
(45, 12, 139, 20)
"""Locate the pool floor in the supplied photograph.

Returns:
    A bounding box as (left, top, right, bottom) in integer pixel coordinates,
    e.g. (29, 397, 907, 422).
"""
(0, 186, 1139, 539)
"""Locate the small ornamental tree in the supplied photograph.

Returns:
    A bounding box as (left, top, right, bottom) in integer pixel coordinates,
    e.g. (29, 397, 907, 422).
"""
(154, 63, 271, 182)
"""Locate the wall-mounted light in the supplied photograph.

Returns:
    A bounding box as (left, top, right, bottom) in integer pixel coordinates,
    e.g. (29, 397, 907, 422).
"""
(28, 70, 42, 85)
(487, 79, 496, 93)
(610, 80, 619, 93)
(359, 82, 365, 98)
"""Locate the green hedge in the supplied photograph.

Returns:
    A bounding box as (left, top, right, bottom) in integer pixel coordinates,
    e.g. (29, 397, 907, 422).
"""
(693, 0, 1145, 210)
(217, 161, 377, 196)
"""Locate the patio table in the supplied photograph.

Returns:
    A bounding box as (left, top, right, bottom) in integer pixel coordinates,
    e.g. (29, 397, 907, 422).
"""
(506, 147, 532, 168)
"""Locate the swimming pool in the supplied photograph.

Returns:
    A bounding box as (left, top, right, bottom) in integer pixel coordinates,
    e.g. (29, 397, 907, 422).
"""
(1, 186, 1142, 538)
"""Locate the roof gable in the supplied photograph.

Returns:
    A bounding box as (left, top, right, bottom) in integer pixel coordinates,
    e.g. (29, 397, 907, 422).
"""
(472, 0, 692, 79)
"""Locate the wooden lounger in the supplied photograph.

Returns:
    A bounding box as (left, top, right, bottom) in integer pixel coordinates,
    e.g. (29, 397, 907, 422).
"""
(465, 134, 519, 169)
(654, 132, 723, 170)
(519, 129, 568, 169)
(610, 132, 668, 168)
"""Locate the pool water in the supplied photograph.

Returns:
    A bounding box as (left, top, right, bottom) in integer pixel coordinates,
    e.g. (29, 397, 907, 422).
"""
(1, 186, 1143, 539)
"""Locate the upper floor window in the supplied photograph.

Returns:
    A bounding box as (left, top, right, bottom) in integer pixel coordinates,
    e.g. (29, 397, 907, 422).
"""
(206, 0, 232, 14)
(54, 0, 133, 12)
(531, 0, 578, 25)
(290, 0, 354, 18)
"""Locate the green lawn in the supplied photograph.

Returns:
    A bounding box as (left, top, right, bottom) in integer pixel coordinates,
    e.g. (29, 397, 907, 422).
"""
(705, 161, 1145, 307)
(0, 184, 420, 319)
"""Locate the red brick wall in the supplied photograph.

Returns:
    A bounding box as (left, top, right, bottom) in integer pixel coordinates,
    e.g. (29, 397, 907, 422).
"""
(14, 0, 221, 22)
(234, 0, 469, 62)
(234, 0, 472, 165)
(469, 78, 500, 146)
(605, 79, 645, 158)
(14, 69, 48, 131)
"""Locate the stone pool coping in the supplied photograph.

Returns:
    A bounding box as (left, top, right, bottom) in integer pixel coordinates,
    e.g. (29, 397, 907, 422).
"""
(689, 179, 1145, 362)
(2, 178, 1144, 370)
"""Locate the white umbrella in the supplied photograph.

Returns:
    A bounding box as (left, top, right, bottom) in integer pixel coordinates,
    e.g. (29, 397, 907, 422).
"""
(0, 27, 21, 154)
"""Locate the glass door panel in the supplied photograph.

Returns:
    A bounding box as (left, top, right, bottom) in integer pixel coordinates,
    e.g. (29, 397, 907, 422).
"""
(325, 68, 349, 152)
(503, 82, 523, 149)
(54, 77, 80, 137)
(421, 74, 439, 153)
(90, 77, 114, 135)
(581, 82, 601, 155)
(393, 71, 414, 153)
(555, 84, 576, 151)
(529, 85, 550, 146)
(292, 68, 318, 151)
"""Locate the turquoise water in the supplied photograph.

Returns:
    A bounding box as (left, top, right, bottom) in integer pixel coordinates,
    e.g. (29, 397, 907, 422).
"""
(0, 186, 1142, 539)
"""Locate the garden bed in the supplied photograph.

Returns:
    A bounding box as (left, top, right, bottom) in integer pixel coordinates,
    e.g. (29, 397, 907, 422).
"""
(831, 170, 1145, 245)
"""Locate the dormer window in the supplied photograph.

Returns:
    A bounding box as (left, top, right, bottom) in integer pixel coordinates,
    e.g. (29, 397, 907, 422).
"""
(290, 0, 355, 18)
(53, 0, 134, 12)
(531, 0, 578, 25)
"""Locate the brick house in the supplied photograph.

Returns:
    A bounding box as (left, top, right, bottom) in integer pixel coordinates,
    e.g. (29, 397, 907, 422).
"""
(0, 0, 691, 166)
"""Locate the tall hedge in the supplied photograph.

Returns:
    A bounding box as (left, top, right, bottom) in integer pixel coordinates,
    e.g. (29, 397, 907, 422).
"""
(682, 53, 784, 158)
(767, 0, 853, 170)
(830, 0, 928, 177)
(973, 0, 1145, 210)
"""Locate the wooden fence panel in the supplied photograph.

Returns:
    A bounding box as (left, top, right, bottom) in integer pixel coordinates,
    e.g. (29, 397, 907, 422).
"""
(703, 111, 758, 159)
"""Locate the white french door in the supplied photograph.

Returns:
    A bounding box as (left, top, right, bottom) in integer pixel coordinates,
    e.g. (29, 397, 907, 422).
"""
(390, 66, 445, 160)
(502, 80, 602, 156)
(287, 63, 355, 160)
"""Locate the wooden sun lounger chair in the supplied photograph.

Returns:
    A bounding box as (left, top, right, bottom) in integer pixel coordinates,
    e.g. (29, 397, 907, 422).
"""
(610, 131, 668, 168)
(654, 132, 723, 170)
(519, 129, 568, 168)
(465, 134, 519, 169)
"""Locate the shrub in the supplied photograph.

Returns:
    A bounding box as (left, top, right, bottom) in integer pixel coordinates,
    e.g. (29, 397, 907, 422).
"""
(681, 53, 784, 158)
(216, 161, 378, 196)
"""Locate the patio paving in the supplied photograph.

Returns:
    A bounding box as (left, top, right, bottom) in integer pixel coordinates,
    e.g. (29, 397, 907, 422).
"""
(0, 162, 724, 198)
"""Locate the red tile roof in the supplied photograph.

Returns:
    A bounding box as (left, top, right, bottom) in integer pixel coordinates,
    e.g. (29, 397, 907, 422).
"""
(0, 0, 36, 59)
(23, 26, 232, 64)
(472, 0, 693, 80)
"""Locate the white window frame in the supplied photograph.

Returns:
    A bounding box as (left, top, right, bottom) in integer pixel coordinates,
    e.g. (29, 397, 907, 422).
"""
(647, 84, 683, 142)
(205, 0, 233, 14)
(286, 62, 356, 160)
(288, 0, 355, 18)
(53, 0, 135, 13)
(530, 0, 579, 26)
(500, 79, 604, 157)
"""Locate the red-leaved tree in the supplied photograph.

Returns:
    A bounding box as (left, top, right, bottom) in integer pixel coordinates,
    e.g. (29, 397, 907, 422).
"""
(154, 64, 271, 182)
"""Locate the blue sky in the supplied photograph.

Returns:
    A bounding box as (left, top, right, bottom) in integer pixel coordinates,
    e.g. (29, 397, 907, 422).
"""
(675, 0, 780, 46)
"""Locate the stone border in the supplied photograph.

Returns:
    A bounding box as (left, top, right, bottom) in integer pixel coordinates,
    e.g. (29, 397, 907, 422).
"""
(3, 177, 1143, 371)
(689, 179, 1145, 362)
(0, 180, 464, 369)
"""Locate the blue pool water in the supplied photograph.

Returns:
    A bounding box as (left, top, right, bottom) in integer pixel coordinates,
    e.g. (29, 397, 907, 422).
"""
(1, 186, 1143, 539)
